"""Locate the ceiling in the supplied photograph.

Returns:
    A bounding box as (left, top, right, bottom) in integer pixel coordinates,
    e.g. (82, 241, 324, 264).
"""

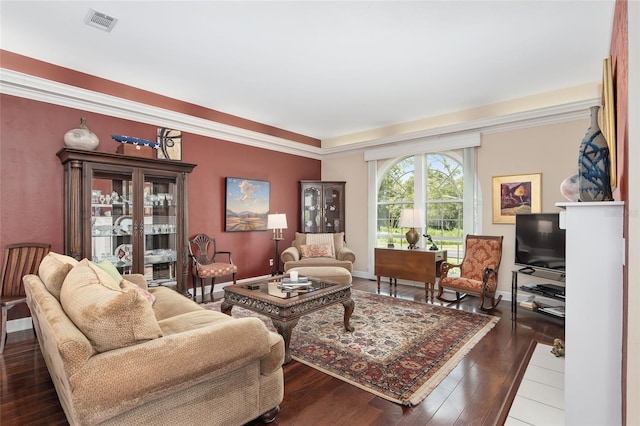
(0, 1, 615, 141)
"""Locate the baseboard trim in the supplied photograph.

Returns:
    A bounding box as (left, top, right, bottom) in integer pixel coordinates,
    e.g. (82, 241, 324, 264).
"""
(7, 317, 33, 333)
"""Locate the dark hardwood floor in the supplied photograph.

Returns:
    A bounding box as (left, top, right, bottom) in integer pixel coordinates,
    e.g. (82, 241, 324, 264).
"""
(1, 277, 564, 426)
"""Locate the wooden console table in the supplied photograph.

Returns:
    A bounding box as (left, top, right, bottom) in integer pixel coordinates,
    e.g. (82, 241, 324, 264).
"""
(374, 247, 447, 302)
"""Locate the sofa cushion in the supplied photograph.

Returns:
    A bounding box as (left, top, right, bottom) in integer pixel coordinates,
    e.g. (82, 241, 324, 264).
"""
(300, 243, 333, 258)
(120, 279, 156, 304)
(283, 257, 354, 272)
(38, 252, 78, 300)
(48, 252, 80, 266)
(150, 286, 203, 321)
(287, 266, 352, 284)
(95, 259, 124, 285)
(60, 259, 162, 352)
(157, 310, 234, 335)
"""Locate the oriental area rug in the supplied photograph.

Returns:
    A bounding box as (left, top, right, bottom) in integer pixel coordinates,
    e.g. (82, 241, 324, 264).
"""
(205, 289, 499, 406)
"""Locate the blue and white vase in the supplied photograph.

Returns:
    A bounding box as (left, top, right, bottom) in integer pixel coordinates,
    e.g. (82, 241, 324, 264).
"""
(578, 105, 612, 202)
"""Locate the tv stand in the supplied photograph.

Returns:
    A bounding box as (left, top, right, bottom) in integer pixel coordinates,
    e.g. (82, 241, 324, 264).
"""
(511, 269, 566, 322)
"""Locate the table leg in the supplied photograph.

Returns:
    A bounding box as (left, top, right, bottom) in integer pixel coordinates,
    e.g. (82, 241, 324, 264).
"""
(221, 301, 233, 315)
(341, 298, 355, 332)
(377, 276, 381, 293)
(424, 282, 436, 303)
(271, 318, 299, 364)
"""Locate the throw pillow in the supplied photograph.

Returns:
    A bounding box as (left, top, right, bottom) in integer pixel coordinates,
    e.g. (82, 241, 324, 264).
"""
(120, 279, 156, 304)
(95, 259, 124, 285)
(47, 252, 80, 266)
(60, 259, 162, 353)
(304, 233, 336, 257)
(38, 252, 77, 300)
(300, 243, 333, 258)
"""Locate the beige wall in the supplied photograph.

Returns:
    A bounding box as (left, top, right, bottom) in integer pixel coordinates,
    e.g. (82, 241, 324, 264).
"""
(323, 117, 591, 298)
(478, 119, 589, 294)
(321, 153, 369, 274)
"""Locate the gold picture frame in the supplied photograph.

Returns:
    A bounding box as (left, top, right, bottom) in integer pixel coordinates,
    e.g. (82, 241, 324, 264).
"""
(602, 56, 616, 188)
(492, 173, 542, 224)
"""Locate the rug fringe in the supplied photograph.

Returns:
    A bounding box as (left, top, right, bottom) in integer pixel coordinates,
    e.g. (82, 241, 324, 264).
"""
(405, 315, 500, 406)
(291, 356, 405, 405)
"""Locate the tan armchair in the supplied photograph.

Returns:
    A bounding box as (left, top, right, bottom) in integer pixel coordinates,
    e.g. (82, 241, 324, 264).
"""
(281, 232, 355, 272)
(437, 235, 503, 311)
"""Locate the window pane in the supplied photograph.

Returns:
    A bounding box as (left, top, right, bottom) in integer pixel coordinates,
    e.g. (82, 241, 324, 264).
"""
(424, 154, 464, 253)
(378, 157, 414, 203)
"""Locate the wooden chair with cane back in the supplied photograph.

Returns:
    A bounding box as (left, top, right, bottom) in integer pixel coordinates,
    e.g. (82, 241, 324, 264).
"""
(437, 235, 503, 311)
(0, 242, 51, 352)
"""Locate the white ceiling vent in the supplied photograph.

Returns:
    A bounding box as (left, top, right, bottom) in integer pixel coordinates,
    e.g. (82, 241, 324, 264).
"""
(84, 8, 118, 32)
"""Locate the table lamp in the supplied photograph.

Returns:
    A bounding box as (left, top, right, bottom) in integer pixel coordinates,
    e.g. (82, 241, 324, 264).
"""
(398, 208, 424, 249)
(267, 213, 288, 274)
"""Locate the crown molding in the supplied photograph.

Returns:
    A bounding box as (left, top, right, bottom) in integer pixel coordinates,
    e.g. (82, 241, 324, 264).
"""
(0, 68, 323, 160)
(322, 98, 599, 157)
(1, 68, 598, 161)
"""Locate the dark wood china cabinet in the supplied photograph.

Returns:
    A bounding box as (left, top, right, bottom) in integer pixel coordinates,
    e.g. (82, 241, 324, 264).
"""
(299, 181, 345, 234)
(57, 148, 196, 294)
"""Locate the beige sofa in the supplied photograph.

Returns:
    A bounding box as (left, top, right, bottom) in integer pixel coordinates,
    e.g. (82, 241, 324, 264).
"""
(280, 232, 355, 272)
(23, 253, 284, 426)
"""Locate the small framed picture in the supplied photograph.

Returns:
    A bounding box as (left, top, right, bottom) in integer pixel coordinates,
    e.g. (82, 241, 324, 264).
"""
(492, 173, 542, 224)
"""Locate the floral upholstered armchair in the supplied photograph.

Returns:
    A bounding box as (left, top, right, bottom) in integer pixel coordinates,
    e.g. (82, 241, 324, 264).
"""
(437, 235, 503, 311)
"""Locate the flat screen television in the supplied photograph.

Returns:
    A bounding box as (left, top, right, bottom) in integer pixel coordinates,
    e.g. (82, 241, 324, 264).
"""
(515, 213, 566, 279)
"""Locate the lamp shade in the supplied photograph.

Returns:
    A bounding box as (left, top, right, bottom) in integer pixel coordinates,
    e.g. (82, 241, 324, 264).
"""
(398, 208, 424, 228)
(267, 213, 288, 230)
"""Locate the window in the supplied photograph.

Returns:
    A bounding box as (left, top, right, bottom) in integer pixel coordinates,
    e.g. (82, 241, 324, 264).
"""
(376, 153, 468, 263)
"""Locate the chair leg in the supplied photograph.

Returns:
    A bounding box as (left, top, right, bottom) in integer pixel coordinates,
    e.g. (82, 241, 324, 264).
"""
(436, 288, 465, 304)
(209, 278, 216, 296)
(192, 275, 198, 300)
(479, 294, 502, 312)
(1, 306, 8, 354)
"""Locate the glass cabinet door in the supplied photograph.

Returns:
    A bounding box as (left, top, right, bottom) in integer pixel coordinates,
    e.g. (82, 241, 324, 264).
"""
(302, 185, 321, 233)
(89, 168, 179, 288)
(323, 185, 343, 233)
(142, 174, 178, 287)
(90, 170, 135, 271)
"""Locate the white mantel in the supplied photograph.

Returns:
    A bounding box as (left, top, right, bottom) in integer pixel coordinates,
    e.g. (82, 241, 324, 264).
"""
(557, 201, 624, 426)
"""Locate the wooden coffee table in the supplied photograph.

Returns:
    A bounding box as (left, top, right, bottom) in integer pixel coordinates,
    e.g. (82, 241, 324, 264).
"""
(221, 276, 355, 363)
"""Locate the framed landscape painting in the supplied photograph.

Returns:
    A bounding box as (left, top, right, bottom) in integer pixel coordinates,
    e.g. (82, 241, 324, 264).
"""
(492, 173, 541, 224)
(225, 177, 269, 231)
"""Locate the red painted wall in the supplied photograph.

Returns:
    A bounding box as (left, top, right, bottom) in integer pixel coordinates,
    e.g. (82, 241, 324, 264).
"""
(1, 94, 320, 318)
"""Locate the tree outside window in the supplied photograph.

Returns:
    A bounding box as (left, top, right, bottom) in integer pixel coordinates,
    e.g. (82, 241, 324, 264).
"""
(377, 154, 464, 261)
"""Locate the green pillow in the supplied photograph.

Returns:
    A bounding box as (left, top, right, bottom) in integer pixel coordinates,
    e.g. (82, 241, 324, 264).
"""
(95, 259, 123, 285)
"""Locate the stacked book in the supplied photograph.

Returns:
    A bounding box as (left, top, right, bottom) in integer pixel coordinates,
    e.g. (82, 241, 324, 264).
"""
(278, 277, 313, 292)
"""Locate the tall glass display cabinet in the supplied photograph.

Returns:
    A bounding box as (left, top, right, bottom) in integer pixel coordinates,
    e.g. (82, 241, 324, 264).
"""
(57, 148, 196, 294)
(299, 181, 345, 234)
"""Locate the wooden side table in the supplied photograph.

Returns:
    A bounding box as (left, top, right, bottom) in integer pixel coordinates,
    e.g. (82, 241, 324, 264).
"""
(374, 247, 447, 302)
